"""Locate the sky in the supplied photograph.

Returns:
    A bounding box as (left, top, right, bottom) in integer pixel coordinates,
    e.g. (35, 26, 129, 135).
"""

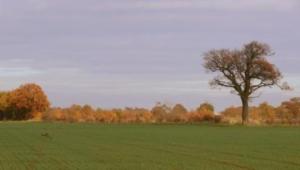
(0, 0, 299, 111)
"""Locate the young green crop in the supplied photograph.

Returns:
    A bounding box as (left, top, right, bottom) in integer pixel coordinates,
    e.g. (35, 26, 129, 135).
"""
(0, 123, 300, 170)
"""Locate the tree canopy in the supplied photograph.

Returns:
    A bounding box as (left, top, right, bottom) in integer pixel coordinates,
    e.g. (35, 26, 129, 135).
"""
(204, 41, 289, 124)
(8, 83, 50, 120)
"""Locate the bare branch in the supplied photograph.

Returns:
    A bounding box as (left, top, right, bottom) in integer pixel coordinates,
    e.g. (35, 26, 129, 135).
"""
(203, 41, 288, 123)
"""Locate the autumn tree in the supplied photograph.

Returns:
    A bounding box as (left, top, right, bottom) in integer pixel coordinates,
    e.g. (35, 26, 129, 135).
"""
(204, 41, 288, 124)
(221, 106, 242, 124)
(196, 102, 215, 120)
(8, 83, 50, 120)
(120, 107, 138, 123)
(0, 92, 9, 120)
(151, 103, 172, 122)
(197, 102, 214, 113)
(278, 98, 300, 123)
(257, 102, 276, 123)
(43, 107, 65, 121)
(81, 104, 96, 121)
(137, 109, 153, 123)
(170, 104, 188, 122)
(172, 104, 188, 115)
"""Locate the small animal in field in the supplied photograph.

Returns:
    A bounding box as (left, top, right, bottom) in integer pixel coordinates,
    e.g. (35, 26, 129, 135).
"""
(41, 132, 52, 139)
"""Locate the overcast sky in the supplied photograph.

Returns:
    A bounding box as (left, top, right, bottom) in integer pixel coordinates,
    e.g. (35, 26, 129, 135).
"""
(0, 0, 299, 111)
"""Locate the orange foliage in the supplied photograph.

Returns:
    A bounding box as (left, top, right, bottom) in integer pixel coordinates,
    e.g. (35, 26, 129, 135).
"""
(119, 110, 137, 123)
(221, 106, 242, 124)
(137, 111, 153, 123)
(96, 110, 118, 123)
(43, 108, 65, 121)
(256, 102, 276, 123)
(2, 83, 300, 125)
(8, 83, 50, 120)
(276, 98, 300, 124)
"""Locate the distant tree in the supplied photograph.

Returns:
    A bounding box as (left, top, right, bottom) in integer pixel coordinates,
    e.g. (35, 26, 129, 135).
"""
(8, 83, 50, 120)
(203, 41, 289, 124)
(151, 102, 172, 122)
(197, 102, 214, 113)
(257, 102, 276, 123)
(279, 97, 300, 122)
(42, 107, 64, 121)
(195, 102, 215, 121)
(170, 104, 188, 122)
(81, 104, 95, 121)
(221, 106, 242, 124)
(172, 104, 188, 115)
(0, 92, 9, 120)
(96, 109, 118, 123)
(120, 107, 137, 123)
(66, 104, 83, 122)
(112, 108, 122, 119)
(137, 109, 153, 123)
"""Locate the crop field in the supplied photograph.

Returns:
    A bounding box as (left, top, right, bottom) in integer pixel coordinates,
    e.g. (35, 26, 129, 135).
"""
(0, 123, 300, 170)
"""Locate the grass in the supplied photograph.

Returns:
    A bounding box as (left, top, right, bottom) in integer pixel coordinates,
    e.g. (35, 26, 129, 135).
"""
(0, 123, 300, 170)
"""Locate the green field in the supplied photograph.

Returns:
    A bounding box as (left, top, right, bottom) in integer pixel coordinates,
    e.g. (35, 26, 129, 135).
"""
(0, 123, 300, 170)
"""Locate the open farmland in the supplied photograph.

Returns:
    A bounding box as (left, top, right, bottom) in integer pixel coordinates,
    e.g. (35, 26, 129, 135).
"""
(0, 123, 300, 170)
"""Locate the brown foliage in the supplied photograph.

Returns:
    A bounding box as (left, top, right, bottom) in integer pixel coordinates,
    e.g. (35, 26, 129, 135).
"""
(277, 98, 300, 124)
(41, 102, 217, 123)
(0, 92, 9, 120)
(186, 103, 215, 122)
(151, 103, 172, 122)
(203, 41, 287, 124)
(8, 83, 50, 120)
(96, 110, 118, 123)
(0, 82, 297, 125)
(220, 98, 300, 125)
(43, 107, 65, 121)
(221, 106, 242, 124)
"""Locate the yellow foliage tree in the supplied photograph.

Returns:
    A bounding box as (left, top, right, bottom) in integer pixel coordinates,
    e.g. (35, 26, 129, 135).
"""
(8, 83, 50, 120)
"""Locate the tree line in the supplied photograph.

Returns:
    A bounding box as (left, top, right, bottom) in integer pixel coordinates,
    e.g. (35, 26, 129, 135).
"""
(0, 41, 296, 125)
(43, 102, 216, 123)
(43, 98, 300, 124)
(0, 83, 299, 124)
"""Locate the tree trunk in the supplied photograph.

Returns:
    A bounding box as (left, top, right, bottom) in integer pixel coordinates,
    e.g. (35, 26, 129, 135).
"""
(241, 98, 249, 125)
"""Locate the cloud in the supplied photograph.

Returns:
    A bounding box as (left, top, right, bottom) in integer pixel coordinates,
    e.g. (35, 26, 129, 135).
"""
(0, 67, 42, 77)
(121, 0, 299, 11)
(1, 0, 298, 16)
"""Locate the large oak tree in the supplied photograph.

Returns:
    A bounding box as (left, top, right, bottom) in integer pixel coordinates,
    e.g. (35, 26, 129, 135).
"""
(203, 41, 289, 124)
